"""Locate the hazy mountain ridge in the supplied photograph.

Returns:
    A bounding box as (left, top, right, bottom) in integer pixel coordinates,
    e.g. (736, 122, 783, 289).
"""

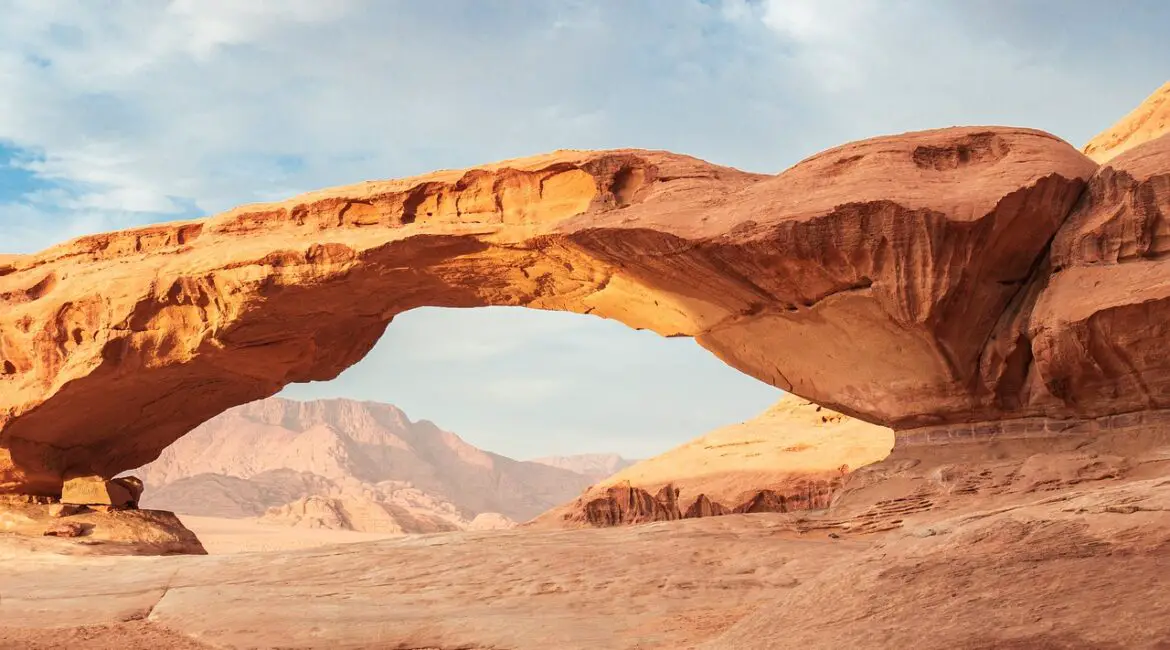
(530, 453, 638, 482)
(136, 397, 625, 532)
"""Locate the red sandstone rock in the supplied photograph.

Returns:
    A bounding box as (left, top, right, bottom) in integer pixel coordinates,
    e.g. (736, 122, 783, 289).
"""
(0, 125, 1103, 498)
(1028, 133, 1170, 417)
(47, 503, 83, 518)
(61, 476, 136, 507)
(1082, 82, 1170, 163)
(42, 521, 84, 537)
(533, 395, 894, 528)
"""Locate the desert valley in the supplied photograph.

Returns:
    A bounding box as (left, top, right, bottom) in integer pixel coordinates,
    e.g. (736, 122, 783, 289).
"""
(3, 35, 1170, 650)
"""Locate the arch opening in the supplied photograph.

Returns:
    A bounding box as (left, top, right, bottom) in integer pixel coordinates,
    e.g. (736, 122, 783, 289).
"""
(0, 130, 1109, 498)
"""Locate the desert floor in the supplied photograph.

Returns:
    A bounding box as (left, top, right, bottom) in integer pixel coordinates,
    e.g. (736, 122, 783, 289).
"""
(4, 435, 1170, 649)
(178, 515, 402, 554)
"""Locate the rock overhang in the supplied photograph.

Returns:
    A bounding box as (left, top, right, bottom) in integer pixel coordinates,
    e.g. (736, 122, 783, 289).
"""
(2, 123, 1169, 497)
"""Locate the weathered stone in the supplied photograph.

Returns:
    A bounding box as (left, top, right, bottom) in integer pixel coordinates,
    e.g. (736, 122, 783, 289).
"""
(42, 521, 85, 537)
(47, 503, 84, 518)
(1030, 134, 1170, 417)
(1082, 81, 1170, 162)
(683, 494, 728, 519)
(0, 126, 1101, 497)
(112, 476, 144, 504)
(61, 476, 136, 507)
(534, 395, 892, 528)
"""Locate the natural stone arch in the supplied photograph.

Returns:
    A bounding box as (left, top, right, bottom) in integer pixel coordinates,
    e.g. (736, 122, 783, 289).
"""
(0, 127, 1102, 496)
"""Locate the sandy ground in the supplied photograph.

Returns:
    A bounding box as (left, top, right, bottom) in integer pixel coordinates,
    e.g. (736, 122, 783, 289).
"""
(4, 432, 1170, 649)
(177, 515, 401, 554)
(1, 515, 861, 649)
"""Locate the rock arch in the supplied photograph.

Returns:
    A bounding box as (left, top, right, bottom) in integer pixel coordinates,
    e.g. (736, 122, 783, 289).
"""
(5, 125, 1167, 498)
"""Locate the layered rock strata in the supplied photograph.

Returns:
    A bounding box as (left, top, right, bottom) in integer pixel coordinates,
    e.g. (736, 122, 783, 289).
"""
(4, 96, 1170, 496)
(533, 394, 892, 528)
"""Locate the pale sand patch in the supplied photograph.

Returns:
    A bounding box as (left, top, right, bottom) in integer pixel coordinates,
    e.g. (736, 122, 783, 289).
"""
(177, 515, 401, 554)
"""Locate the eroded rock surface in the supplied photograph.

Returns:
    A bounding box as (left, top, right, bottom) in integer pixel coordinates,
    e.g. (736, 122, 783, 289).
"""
(5, 428, 1170, 649)
(61, 475, 142, 507)
(0, 125, 1112, 497)
(533, 394, 893, 527)
(1082, 82, 1170, 163)
(0, 499, 205, 555)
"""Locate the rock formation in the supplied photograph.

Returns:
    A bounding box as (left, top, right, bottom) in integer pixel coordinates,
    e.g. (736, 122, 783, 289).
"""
(0, 496, 205, 555)
(61, 475, 142, 508)
(258, 494, 466, 534)
(135, 397, 597, 523)
(467, 512, 516, 531)
(1082, 82, 1170, 162)
(5, 83, 1170, 498)
(532, 394, 893, 527)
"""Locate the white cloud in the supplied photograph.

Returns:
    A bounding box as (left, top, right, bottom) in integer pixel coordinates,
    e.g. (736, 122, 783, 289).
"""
(0, 0, 813, 255)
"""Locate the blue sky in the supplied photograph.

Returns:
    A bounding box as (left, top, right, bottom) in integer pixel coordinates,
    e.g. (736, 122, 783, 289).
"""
(1, 1, 1167, 459)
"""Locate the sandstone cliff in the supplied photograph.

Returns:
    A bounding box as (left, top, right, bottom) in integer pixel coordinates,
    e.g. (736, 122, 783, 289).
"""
(1082, 82, 1170, 162)
(531, 394, 893, 527)
(8, 84, 1170, 497)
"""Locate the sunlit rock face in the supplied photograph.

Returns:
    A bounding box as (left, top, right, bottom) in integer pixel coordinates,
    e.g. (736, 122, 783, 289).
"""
(8, 116, 1170, 500)
(1081, 82, 1170, 163)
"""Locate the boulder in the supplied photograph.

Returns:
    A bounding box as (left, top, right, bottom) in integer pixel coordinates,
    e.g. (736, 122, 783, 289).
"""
(61, 476, 136, 508)
(112, 476, 145, 504)
(42, 521, 85, 538)
(47, 503, 84, 518)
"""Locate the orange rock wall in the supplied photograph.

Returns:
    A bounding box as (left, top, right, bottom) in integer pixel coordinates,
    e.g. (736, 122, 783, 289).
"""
(1, 120, 1169, 497)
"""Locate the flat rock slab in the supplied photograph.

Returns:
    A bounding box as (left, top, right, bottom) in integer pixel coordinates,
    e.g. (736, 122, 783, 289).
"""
(1, 515, 856, 649)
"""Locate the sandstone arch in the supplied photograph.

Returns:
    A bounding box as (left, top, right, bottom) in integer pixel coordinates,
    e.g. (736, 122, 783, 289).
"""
(8, 124, 1168, 498)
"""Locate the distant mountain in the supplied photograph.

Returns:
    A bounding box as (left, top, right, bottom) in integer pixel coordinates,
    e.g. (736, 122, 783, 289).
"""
(530, 454, 637, 482)
(135, 397, 597, 530)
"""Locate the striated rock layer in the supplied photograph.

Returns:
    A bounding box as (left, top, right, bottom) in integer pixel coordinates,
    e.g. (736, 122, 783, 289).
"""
(1082, 82, 1170, 163)
(7, 107, 1170, 496)
(532, 394, 893, 528)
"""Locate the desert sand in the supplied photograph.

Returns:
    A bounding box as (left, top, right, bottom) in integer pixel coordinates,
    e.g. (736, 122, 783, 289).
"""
(176, 515, 400, 554)
(3, 429, 1170, 649)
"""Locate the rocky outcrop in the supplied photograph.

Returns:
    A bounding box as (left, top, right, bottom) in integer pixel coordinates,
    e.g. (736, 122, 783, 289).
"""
(467, 512, 517, 531)
(566, 482, 840, 528)
(141, 469, 336, 518)
(533, 394, 893, 528)
(577, 484, 684, 527)
(1027, 135, 1170, 416)
(9, 85, 1170, 499)
(258, 494, 463, 534)
(62, 475, 143, 507)
(0, 498, 205, 555)
(1082, 82, 1170, 162)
